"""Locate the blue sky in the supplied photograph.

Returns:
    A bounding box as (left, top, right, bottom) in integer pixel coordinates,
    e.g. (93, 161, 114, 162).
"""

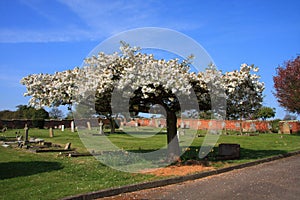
(0, 0, 299, 119)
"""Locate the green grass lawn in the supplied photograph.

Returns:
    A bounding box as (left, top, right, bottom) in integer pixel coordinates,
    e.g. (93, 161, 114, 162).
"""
(1, 128, 300, 200)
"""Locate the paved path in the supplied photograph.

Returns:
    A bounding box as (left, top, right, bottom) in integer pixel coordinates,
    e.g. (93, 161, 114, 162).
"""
(100, 154, 300, 200)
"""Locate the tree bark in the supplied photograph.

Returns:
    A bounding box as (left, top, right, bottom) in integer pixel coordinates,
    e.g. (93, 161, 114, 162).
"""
(166, 110, 181, 162)
(110, 117, 115, 134)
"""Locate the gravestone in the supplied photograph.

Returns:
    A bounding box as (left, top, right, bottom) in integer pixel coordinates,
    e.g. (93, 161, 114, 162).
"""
(249, 123, 256, 132)
(221, 121, 226, 129)
(61, 125, 65, 132)
(71, 121, 75, 132)
(218, 143, 240, 160)
(208, 121, 213, 129)
(176, 131, 180, 142)
(99, 120, 104, 135)
(282, 122, 291, 134)
(87, 121, 91, 131)
(64, 142, 71, 150)
(180, 121, 185, 128)
(49, 127, 54, 138)
(197, 121, 202, 130)
(24, 124, 29, 143)
(186, 121, 190, 129)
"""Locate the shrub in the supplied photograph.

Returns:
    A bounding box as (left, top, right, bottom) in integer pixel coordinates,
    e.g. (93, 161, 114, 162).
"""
(270, 119, 281, 133)
(31, 119, 45, 129)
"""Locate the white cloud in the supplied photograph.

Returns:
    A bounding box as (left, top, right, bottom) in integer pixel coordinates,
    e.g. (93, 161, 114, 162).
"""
(59, 0, 161, 34)
(60, 0, 203, 33)
(0, 28, 101, 43)
(0, 0, 203, 43)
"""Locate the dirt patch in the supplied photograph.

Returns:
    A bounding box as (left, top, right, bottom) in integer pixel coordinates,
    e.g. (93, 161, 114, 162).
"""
(140, 164, 214, 177)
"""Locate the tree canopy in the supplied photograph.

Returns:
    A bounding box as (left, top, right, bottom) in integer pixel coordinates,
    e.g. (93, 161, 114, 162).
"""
(0, 105, 49, 120)
(255, 106, 276, 120)
(273, 56, 300, 114)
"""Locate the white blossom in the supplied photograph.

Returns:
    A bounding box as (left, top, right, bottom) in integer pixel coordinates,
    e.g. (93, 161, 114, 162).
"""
(20, 43, 264, 120)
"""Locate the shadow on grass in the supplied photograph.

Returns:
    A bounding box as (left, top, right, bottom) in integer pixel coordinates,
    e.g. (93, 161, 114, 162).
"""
(239, 148, 287, 160)
(94, 146, 290, 167)
(180, 146, 288, 161)
(0, 161, 63, 180)
(124, 146, 289, 162)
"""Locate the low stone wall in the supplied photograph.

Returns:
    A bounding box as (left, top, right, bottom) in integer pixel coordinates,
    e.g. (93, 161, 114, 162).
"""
(133, 118, 292, 133)
(0, 119, 74, 129)
(1, 118, 299, 133)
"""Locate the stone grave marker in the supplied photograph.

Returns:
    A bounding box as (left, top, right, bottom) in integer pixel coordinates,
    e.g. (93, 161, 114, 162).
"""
(218, 143, 240, 160)
(24, 124, 29, 143)
(71, 121, 75, 132)
(87, 121, 91, 131)
(249, 123, 256, 132)
(282, 122, 291, 134)
(49, 127, 54, 138)
(99, 120, 104, 135)
(64, 142, 71, 150)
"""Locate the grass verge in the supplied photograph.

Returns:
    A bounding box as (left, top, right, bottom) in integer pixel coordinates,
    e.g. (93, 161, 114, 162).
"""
(1, 128, 300, 199)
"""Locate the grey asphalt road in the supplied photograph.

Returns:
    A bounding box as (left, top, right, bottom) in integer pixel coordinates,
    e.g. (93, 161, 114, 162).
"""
(100, 154, 300, 200)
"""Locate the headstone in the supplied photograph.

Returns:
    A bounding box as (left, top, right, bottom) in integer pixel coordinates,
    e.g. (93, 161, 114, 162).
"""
(155, 119, 159, 127)
(71, 121, 75, 132)
(221, 121, 226, 129)
(87, 121, 91, 130)
(176, 132, 180, 142)
(49, 127, 54, 138)
(99, 120, 104, 135)
(42, 142, 52, 147)
(282, 122, 291, 134)
(218, 143, 240, 160)
(186, 121, 190, 129)
(249, 123, 256, 132)
(24, 124, 29, 142)
(17, 135, 23, 141)
(61, 125, 65, 132)
(197, 121, 202, 129)
(64, 142, 71, 150)
(180, 121, 185, 128)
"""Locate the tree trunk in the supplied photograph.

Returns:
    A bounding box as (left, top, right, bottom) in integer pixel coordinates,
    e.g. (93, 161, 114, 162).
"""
(166, 110, 181, 162)
(110, 117, 115, 134)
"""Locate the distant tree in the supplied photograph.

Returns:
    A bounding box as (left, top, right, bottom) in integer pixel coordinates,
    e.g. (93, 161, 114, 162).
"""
(65, 111, 74, 120)
(49, 107, 64, 119)
(34, 108, 49, 119)
(0, 105, 49, 128)
(15, 105, 49, 120)
(223, 64, 265, 120)
(283, 113, 297, 120)
(0, 110, 15, 119)
(273, 56, 300, 114)
(255, 106, 276, 120)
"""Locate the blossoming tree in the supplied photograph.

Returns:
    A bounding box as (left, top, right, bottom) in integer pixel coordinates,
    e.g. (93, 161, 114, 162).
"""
(21, 42, 264, 160)
(223, 64, 265, 120)
(273, 56, 300, 114)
